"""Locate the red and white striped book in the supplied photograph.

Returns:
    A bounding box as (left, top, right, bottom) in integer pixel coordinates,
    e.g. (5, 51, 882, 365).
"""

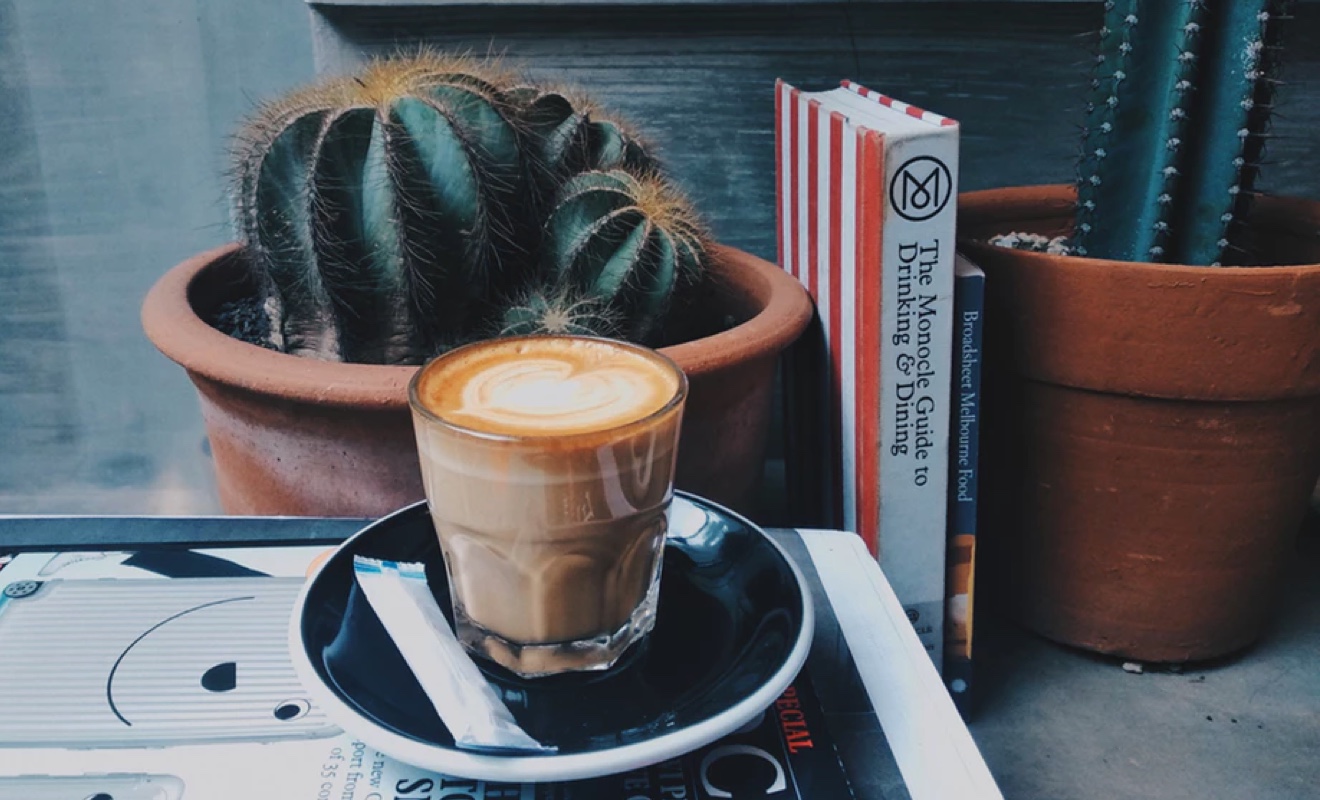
(775, 79, 960, 667)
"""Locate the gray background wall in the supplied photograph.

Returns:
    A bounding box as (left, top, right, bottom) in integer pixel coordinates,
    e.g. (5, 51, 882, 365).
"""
(0, 0, 314, 512)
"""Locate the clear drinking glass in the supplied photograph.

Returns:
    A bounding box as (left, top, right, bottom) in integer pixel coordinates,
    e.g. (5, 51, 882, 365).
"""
(407, 335, 687, 677)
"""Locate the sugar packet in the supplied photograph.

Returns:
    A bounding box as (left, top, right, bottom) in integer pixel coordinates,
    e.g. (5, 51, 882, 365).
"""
(352, 556, 555, 754)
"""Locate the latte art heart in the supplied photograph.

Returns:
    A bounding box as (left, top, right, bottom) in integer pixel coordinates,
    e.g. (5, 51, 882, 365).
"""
(417, 338, 681, 437)
(460, 358, 664, 431)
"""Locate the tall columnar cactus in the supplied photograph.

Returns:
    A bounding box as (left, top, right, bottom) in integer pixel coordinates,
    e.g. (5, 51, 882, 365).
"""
(230, 53, 693, 365)
(502, 170, 709, 344)
(1073, 0, 1292, 266)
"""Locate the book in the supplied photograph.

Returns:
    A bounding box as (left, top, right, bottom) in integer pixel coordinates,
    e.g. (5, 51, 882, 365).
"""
(944, 254, 985, 719)
(775, 78, 961, 668)
(0, 544, 843, 800)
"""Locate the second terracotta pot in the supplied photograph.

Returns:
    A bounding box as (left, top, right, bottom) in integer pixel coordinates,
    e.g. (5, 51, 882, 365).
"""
(959, 185, 1320, 663)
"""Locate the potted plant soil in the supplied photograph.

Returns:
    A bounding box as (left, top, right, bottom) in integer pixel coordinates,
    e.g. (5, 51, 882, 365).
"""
(955, 1, 1320, 662)
(142, 54, 811, 519)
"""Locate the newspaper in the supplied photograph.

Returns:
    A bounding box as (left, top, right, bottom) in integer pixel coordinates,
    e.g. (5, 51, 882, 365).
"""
(0, 545, 854, 800)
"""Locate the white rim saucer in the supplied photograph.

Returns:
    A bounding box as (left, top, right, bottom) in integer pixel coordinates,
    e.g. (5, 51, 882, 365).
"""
(287, 494, 815, 783)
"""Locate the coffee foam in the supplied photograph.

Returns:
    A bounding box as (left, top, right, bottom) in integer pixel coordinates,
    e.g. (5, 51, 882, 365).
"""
(417, 338, 681, 437)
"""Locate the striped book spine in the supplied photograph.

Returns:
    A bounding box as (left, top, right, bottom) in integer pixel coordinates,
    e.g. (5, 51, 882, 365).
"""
(775, 79, 884, 556)
(776, 79, 960, 668)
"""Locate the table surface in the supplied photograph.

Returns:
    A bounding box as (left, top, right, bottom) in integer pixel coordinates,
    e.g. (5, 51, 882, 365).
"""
(3, 516, 1319, 800)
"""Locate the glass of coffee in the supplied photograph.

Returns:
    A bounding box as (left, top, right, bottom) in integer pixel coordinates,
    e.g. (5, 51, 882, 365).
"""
(408, 334, 688, 678)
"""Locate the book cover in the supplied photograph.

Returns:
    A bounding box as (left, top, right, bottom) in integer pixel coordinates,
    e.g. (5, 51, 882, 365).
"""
(775, 78, 960, 668)
(0, 546, 855, 800)
(944, 254, 985, 718)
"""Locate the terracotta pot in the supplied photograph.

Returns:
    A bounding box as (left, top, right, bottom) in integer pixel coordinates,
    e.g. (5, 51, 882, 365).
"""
(958, 184, 1320, 663)
(141, 243, 811, 518)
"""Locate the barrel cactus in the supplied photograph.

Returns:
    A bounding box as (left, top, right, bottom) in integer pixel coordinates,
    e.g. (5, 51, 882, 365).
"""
(229, 52, 707, 365)
(503, 169, 710, 343)
(1072, 0, 1293, 266)
(512, 87, 657, 184)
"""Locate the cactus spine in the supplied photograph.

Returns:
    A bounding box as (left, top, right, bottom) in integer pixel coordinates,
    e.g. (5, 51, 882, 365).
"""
(1074, 0, 1291, 266)
(231, 53, 705, 365)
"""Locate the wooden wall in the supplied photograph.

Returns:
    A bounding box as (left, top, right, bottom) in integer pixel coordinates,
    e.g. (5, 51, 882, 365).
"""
(308, 1, 1320, 265)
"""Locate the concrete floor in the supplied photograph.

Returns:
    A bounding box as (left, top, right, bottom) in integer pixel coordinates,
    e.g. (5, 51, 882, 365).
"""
(2, 2, 1319, 798)
(968, 524, 1320, 800)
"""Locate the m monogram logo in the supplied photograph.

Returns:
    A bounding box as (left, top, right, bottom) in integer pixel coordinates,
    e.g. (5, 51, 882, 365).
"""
(890, 156, 953, 221)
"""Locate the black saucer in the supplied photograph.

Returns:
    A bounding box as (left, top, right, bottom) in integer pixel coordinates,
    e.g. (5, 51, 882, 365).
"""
(289, 493, 813, 782)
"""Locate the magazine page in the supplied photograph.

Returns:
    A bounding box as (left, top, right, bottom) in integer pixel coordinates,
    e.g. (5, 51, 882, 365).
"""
(0, 546, 855, 800)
